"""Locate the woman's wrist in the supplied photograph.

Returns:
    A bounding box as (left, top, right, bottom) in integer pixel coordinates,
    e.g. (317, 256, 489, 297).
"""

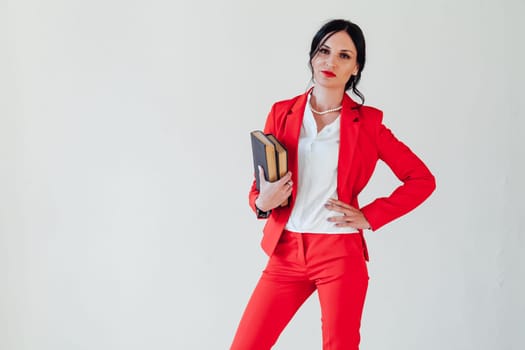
(254, 197, 271, 218)
(255, 196, 271, 212)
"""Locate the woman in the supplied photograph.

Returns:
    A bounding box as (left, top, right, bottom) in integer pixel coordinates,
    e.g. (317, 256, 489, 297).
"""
(231, 19, 435, 350)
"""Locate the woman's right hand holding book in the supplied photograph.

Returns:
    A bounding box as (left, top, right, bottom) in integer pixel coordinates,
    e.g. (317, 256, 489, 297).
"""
(255, 166, 293, 212)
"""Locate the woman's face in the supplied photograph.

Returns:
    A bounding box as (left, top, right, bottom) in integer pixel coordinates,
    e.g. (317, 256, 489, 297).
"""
(311, 31, 359, 89)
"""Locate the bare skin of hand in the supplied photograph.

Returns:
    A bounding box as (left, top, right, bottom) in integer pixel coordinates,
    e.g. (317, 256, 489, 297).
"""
(255, 166, 293, 212)
(324, 198, 371, 229)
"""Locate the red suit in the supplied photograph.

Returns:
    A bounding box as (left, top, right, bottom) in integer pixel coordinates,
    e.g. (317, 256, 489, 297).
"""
(231, 90, 436, 349)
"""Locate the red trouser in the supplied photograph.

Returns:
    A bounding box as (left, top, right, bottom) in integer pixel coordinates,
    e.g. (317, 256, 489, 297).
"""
(231, 230, 369, 350)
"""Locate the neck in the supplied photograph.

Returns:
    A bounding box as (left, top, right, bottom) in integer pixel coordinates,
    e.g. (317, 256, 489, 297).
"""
(310, 86, 345, 111)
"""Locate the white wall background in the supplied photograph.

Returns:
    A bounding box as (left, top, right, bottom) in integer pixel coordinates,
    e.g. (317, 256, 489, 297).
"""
(1, 0, 524, 349)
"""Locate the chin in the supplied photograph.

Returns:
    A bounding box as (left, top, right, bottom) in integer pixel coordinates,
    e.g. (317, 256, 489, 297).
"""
(316, 81, 345, 90)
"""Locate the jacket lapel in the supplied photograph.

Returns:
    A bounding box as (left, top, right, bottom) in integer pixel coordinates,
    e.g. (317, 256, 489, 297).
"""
(280, 90, 310, 204)
(337, 94, 360, 203)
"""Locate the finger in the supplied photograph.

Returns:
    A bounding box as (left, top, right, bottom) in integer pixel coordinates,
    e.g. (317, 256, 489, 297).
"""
(328, 213, 362, 222)
(281, 186, 293, 200)
(326, 203, 360, 217)
(327, 216, 363, 229)
(327, 198, 354, 210)
(329, 199, 358, 212)
(278, 172, 292, 183)
(327, 215, 354, 223)
(331, 216, 368, 229)
(324, 203, 351, 215)
(327, 217, 346, 223)
(334, 222, 362, 228)
(258, 166, 267, 184)
(283, 180, 293, 189)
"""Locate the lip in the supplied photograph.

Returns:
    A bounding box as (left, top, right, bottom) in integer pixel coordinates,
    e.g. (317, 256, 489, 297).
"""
(321, 70, 336, 78)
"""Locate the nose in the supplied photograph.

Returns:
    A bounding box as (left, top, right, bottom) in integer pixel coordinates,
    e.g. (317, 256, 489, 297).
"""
(326, 53, 336, 67)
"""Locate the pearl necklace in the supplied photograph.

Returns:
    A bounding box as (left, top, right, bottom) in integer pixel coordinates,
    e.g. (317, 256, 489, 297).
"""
(309, 103, 342, 115)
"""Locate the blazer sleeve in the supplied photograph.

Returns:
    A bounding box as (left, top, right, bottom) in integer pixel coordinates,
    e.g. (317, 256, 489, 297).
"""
(360, 120, 436, 230)
(248, 103, 278, 217)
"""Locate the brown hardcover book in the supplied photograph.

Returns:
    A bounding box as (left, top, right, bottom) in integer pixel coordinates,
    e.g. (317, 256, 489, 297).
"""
(266, 134, 289, 207)
(250, 130, 289, 207)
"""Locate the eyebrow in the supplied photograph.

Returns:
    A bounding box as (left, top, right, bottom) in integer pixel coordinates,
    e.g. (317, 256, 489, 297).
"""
(320, 44, 355, 54)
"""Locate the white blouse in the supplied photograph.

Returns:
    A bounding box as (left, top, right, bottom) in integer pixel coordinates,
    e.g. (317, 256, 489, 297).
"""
(285, 94, 359, 234)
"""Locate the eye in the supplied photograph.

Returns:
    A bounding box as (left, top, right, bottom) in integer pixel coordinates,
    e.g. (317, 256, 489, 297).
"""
(340, 53, 351, 59)
(318, 47, 330, 55)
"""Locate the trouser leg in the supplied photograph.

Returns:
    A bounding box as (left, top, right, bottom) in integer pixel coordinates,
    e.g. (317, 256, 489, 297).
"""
(230, 255, 315, 350)
(316, 254, 369, 350)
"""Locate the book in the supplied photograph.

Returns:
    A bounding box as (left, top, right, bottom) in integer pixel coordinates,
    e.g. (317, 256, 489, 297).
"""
(250, 130, 278, 190)
(266, 134, 289, 207)
(266, 134, 288, 179)
(250, 130, 289, 207)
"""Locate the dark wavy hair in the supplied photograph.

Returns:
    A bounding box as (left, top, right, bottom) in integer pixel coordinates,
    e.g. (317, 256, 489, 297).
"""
(309, 19, 366, 106)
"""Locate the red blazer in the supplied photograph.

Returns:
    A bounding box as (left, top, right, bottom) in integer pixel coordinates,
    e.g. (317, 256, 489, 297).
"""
(249, 90, 436, 260)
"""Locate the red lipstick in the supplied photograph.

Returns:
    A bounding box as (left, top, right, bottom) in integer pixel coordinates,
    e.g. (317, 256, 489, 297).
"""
(321, 70, 336, 78)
